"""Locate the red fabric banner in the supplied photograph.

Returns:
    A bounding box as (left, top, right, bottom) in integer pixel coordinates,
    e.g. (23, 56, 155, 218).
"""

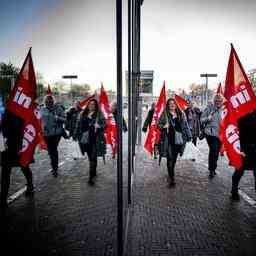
(99, 85, 117, 157)
(20, 103, 47, 166)
(217, 83, 224, 95)
(224, 44, 256, 119)
(78, 94, 96, 109)
(174, 94, 189, 110)
(220, 44, 256, 169)
(46, 84, 53, 95)
(6, 48, 37, 120)
(6, 48, 46, 167)
(144, 82, 166, 154)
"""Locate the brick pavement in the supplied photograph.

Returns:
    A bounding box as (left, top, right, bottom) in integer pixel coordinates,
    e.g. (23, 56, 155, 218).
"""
(126, 146, 256, 256)
(1, 137, 256, 256)
(0, 139, 125, 256)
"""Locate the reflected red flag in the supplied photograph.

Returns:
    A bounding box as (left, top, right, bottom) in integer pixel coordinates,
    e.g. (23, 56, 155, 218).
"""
(144, 82, 166, 154)
(217, 83, 223, 95)
(47, 84, 53, 95)
(99, 84, 117, 157)
(78, 94, 96, 109)
(220, 44, 256, 169)
(20, 103, 47, 166)
(174, 94, 189, 110)
(7, 48, 37, 119)
(6, 48, 46, 167)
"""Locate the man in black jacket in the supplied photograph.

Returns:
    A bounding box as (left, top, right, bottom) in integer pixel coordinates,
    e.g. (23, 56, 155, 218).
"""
(231, 110, 256, 200)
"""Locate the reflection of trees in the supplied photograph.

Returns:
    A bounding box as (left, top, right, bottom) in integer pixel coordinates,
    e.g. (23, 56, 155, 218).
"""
(70, 84, 91, 98)
(142, 79, 152, 93)
(0, 62, 19, 102)
(189, 83, 215, 106)
(248, 69, 256, 93)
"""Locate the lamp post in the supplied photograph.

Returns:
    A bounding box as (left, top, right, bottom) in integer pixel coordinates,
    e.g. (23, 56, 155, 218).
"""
(200, 73, 217, 106)
(62, 75, 78, 103)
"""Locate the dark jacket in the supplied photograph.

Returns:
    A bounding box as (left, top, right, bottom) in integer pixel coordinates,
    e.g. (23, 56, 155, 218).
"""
(41, 103, 66, 137)
(113, 110, 128, 132)
(65, 107, 81, 138)
(184, 107, 201, 138)
(0, 111, 24, 167)
(77, 110, 106, 157)
(238, 111, 256, 170)
(157, 111, 192, 159)
(142, 108, 154, 132)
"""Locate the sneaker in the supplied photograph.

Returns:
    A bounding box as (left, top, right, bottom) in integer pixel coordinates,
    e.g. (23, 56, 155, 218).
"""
(209, 170, 215, 179)
(25, 186, 34, 197)
(0, 200, 8, 209)
(52, 170, 58, 177)
(88, 179, 94, 185)
(169, 179, 176, 187)
(231, 192, 240, 201)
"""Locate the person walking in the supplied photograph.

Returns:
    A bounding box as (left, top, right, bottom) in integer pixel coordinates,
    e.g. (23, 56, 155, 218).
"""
(66, 101, 84, 159)
(111, 101, 128, 132)
(41, 95, 66, 177)
(0, 111, 34, 208)
(184, 100, 201, 146)
(158, 98, 192, 187)
(77, 99, 106, 185)
(142, 102, 158, 159)
(200, 94, 223, 178)
(110, 101, 128, 159)
(66, 101, 82, 139)
(231, 110, 256, 200)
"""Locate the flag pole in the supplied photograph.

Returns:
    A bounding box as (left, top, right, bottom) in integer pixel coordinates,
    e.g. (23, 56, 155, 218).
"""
(116, 0, 123, 254)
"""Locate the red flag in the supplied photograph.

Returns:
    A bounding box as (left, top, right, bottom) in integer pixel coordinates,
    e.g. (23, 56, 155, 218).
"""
(224, 44, 256, 119)
(20, 103, 47, 166)
(220, 102, 242, 169)
(6, 48, 37, 120)
(220, 44, 256, 169)
(174, 94, 189, 110)
(99, 84, 117, 157)
(217, 83, 223, 95)
(6, 48, 46, 166)
(144, 82, 166, 154)
(78, 94, 96, 109)
(46, 84, 53, 95)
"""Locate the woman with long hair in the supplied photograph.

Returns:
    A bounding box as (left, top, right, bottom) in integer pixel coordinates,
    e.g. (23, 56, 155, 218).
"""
(158, 98, 192, 186)
(77, 99, 106, 185)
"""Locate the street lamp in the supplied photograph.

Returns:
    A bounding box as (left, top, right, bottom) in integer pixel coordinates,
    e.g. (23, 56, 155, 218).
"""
(62, 75, 78, 103)
(200, 73, 217, 106)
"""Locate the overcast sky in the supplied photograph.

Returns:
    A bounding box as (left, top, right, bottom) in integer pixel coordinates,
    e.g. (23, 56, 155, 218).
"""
(0, 0, 256, 95)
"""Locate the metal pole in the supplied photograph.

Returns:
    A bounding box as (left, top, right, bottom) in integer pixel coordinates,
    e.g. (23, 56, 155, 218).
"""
(137, 2, 142, 146)
(205, 76, 208, 106)
(128, 0, 132, 205)
(116, 0, 123, 255)
(132, 0, 136, 157)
